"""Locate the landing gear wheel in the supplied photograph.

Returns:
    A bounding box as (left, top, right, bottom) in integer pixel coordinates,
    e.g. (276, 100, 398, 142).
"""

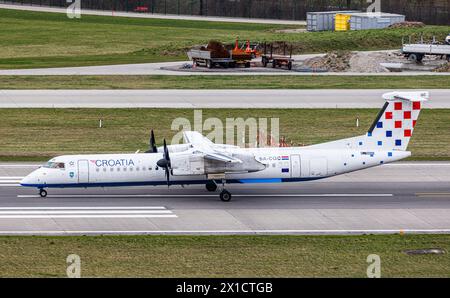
(219, 190, 232, 202)
(39, 189, 47, 198)
(205, 181, 217, 192)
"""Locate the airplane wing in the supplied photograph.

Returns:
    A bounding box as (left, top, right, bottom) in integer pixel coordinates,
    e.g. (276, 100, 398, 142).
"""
(183, 131, 241, 163)
(183, 131, 214, 146)
(202, 151, 242, 163)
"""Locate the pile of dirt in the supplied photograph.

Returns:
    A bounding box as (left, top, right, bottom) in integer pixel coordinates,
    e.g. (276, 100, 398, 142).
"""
(433, 62, 450, 72)
(389, 21, 426, 29)
(348, 51, 393, 73)
(200, 40, 230, 59)
(303, 51, 352, 72)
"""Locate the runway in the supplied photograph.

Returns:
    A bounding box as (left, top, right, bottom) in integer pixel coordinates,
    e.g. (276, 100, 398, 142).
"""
(1, 162, 450, 235)
(0, 3, 306, 25)
(1, 89, 449, 108)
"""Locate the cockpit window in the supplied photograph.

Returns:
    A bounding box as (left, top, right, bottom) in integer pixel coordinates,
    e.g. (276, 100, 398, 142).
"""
(44, 162, 65, 169)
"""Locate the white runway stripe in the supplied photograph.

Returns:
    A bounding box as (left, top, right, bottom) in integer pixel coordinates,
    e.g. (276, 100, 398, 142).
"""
(0, 210, 172, 214)
(0, 180, 22, 183)
(0, 215, 177, 219)
(0, 206, 166, 210)
(0, 184, 20, 187)
(17, 193, 393, 198)
(0, 206, 176, 219)
(0, 177, 24, 179)
(0, 165, 39, 167)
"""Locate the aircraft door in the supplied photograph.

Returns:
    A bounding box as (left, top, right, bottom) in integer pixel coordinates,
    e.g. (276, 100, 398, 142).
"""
(290, 155, 301, 178)
(77, 160, 89, 183)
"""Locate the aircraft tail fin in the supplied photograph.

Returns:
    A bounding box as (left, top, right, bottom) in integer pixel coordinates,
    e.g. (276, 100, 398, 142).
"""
(366, 91, 428, 151)
(308, 91, 428, 152)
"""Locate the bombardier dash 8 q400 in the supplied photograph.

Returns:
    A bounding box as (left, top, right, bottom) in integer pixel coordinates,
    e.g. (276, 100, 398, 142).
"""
(21, 91, 428, 202)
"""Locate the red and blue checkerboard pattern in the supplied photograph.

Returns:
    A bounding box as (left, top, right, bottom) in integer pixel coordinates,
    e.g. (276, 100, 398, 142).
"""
(364, 99, 422, 151)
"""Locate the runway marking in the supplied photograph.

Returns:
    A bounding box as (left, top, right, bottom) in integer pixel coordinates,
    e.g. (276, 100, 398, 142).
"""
(0, 206, 166, 210)
(416, 193, 450, 198)
(0, 229, 449, 235)
(0, 206, 177, 219)
(0, 177, 22, 187)
(0, 215, 177, 219)
(0, 165, 39, 167)
(17, 193, 393, 198)
(0, 210, 172, 214)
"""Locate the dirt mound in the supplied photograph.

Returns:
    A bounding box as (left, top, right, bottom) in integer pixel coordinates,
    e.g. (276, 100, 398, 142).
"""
(389, 21, 426, 29)
(303, 51, 352, 72)
(434, 62, 450, 72)
(199, 40, 230, 58)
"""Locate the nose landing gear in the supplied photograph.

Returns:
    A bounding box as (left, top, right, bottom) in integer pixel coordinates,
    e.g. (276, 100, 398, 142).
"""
(39, 189, 47, 198)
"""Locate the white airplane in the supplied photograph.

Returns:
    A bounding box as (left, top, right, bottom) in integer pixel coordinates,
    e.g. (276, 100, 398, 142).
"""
(21, 91, 428, 202)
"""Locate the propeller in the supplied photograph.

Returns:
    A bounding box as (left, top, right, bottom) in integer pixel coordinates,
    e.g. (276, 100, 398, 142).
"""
(145, 129, 158, 153)
(156, 139, 171, 186)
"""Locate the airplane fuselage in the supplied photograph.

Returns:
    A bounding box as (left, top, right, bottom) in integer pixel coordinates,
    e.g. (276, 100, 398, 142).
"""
(20, 147, 410, 189)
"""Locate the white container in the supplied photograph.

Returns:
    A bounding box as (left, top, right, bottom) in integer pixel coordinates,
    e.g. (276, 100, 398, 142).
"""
(349, 13, 405, 30)
(307, 11, 360, 31)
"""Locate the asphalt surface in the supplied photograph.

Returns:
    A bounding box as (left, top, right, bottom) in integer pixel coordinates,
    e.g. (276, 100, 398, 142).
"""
(2, 60, 450, 76)
(1, 162, 449, 235)
(0, 3, 306, 25)
(1, 89, 449, 108)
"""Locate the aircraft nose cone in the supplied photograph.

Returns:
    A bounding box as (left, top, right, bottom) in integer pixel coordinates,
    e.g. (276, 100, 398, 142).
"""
(20, 173, 39, 186)
(20, 175, 31, 186)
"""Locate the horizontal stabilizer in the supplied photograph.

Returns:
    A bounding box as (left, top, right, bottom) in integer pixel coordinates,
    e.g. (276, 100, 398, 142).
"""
(383, 91, 429, 102)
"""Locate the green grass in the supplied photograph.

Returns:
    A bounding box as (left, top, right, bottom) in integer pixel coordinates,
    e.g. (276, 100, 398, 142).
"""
(1, 8, 450, 69)
(0, 108, 448, 161)
(1, 75, 450, 89)
(0, 234, 449, 277)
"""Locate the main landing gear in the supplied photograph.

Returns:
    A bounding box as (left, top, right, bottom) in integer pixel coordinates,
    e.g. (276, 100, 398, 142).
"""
(219, 189, 232, 202)
(39, 188, 47, 198)
(205, 180, 217, 192)
(205, 179, 232, 202)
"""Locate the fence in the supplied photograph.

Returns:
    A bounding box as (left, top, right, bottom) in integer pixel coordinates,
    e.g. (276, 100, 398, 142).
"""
(1, 0, 449, 25)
